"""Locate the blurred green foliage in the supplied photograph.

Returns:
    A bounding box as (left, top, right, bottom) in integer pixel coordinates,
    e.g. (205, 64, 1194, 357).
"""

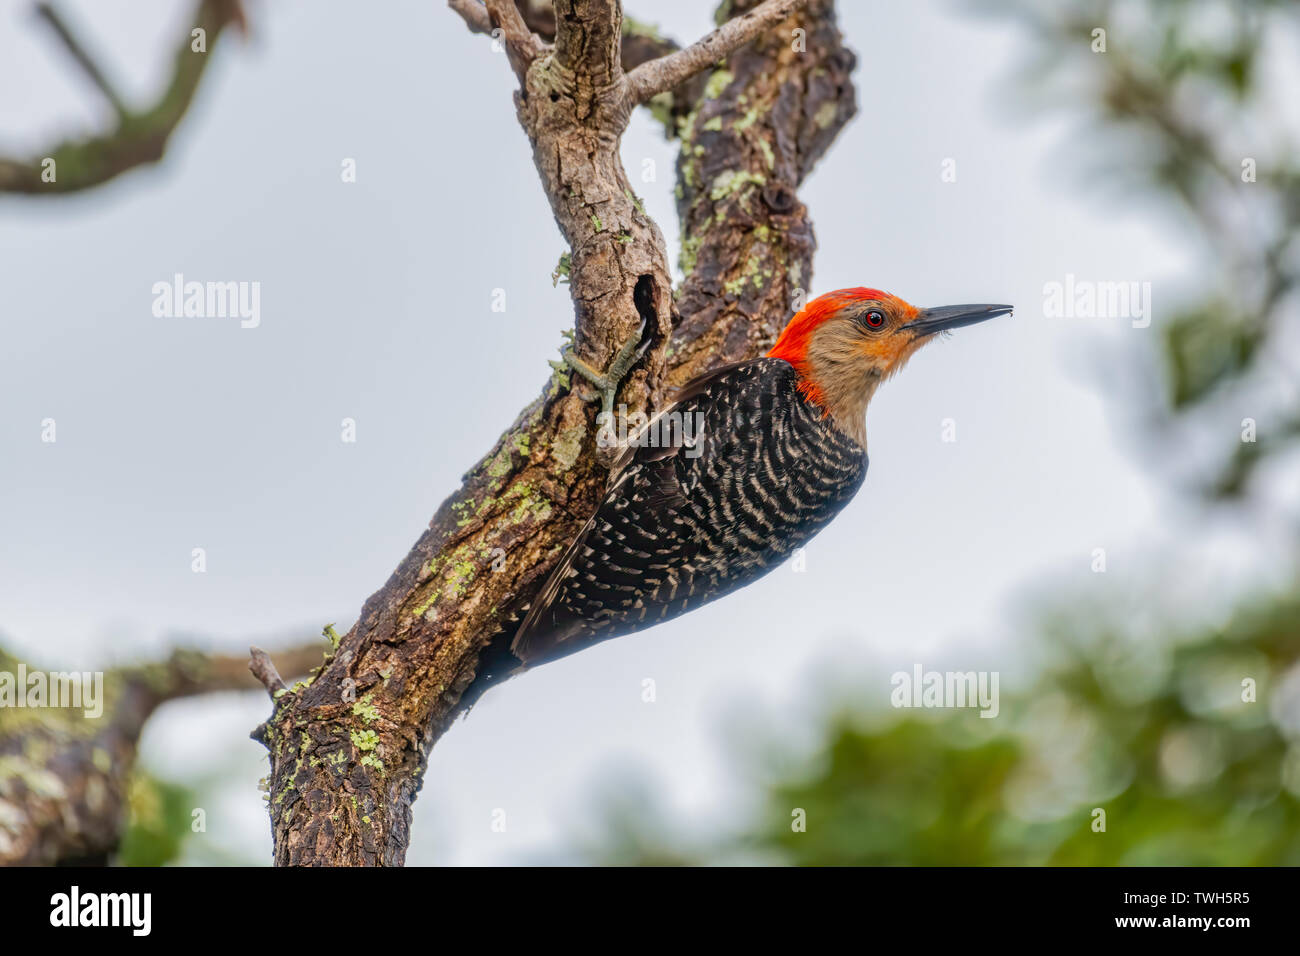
(758, 591, 1300, 866)
(1161, 303, 1263, 411)
(117, 773, 198, 867)
(580, 587, 1300, 865)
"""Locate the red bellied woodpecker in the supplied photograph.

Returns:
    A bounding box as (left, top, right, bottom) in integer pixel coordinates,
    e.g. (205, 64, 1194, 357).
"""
(473, 289, 1011, 693)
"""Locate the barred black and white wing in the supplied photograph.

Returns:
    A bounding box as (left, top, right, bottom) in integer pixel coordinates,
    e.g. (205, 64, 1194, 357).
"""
(512, 357, 867, 665)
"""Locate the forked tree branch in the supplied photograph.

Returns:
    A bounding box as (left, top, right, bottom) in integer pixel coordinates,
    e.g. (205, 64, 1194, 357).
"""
(254, 0, 855, 866)
(451, 0, 682, 70)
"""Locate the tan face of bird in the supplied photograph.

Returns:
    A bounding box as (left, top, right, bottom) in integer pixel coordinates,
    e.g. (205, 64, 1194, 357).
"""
(768, 288, 1013, 445)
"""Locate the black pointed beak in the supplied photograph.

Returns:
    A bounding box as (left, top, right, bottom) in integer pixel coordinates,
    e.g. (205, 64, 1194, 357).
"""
(903, 303, 1013, 336)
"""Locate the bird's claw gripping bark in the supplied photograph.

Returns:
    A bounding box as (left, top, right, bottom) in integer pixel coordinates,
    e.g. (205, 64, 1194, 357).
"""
(557, 322, 649, 418)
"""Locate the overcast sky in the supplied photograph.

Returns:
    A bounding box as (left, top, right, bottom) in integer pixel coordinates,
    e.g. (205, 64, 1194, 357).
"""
(2, 0, 1292, 864)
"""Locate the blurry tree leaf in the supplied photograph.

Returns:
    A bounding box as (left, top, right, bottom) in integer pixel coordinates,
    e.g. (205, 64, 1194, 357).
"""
(117, 773, 197, 867)
(1161, 304, 1263, 409)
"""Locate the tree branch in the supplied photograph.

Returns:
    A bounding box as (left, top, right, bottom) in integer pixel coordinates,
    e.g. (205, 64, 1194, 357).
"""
(553, 0, 623, 85)
(484, 0, 547, 78)
(35, 2, 130, 118)
(624, 0, 808, 104)
(253, 0, 855, 866)
(447, 0, 493, 34)
(449, 1, 699, 134)
(0, 0, 244, 195)
(668, 0, 856, 381)
(248, 646, 289, 698)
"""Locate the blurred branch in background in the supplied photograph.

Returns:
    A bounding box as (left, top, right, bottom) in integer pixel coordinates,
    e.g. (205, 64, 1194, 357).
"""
(0, 0, 246, 195)
(573, 0, 1300, 866)
(0, 0, 278, 867)
(0, 638, 323, 865)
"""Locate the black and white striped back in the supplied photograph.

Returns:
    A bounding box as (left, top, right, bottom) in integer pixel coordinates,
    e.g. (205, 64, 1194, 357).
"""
(513, 357, 868, 664)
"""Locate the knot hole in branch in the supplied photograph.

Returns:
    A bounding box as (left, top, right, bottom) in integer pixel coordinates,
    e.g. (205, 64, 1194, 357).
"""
(633, 274, 662, 353)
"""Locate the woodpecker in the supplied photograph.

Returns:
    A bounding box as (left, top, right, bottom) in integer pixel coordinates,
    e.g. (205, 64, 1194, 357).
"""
(479, 289, 1010, 689)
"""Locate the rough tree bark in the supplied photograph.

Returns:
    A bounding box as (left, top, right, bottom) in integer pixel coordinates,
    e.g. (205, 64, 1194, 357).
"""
(250, 0, 855, 867)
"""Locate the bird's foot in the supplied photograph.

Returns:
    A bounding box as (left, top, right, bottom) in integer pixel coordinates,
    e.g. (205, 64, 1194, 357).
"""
(555, 322, 650, 418)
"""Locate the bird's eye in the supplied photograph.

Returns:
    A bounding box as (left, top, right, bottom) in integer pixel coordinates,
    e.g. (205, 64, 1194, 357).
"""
(863, 309, 886, 329)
